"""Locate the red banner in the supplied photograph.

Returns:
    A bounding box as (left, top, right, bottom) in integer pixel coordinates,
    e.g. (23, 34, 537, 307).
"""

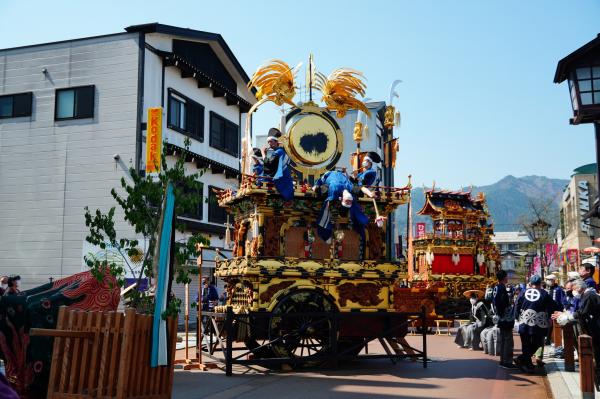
(532, 256, 541, 276)
(567, 249, 579, 264)
(416, 223, 426, 239)
(545, 244, 559, 271)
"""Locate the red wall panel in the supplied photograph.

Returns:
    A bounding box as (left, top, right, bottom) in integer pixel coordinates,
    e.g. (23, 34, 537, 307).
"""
(431, 254, 474, 274)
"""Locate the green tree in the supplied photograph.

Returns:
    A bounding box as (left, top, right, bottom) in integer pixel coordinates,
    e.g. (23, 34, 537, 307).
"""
(84, 138, 209, 317)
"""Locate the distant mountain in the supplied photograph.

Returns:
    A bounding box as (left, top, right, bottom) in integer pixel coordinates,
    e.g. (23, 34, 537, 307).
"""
(394, 175, 569, 235)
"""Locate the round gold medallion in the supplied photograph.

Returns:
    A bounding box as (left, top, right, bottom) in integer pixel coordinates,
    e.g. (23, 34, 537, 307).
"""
(283, 105, 343, 177)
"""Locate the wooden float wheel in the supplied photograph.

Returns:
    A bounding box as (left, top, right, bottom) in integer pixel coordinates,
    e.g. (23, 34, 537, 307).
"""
(268, 290, 335, 363)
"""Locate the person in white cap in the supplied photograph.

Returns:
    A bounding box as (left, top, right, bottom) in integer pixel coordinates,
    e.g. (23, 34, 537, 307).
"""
(261, 128, 293, 200)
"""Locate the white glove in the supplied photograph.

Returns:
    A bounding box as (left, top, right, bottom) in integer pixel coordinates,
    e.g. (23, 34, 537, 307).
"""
(556, 312, 573, 326)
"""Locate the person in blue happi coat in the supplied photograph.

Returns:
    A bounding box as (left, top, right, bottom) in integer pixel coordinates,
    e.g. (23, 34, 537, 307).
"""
(514, 275, 562, 373)
(262, 128, 294, 201)
(312, 170, 375, 243)
(352, 151, 381, 187)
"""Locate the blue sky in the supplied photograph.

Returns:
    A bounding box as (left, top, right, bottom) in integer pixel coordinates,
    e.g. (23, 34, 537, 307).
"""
(2, 1, 598, 188)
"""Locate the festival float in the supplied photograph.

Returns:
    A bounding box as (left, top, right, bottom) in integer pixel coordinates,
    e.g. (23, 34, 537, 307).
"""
(394, 188, 500, 319)
(200, 57, 429, 369)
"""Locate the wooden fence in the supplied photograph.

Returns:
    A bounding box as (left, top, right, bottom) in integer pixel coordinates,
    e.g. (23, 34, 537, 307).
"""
(31, 307, 177, 399)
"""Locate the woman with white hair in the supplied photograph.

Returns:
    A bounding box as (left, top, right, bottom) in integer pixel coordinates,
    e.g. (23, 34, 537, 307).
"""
(553, 278, 600, 387)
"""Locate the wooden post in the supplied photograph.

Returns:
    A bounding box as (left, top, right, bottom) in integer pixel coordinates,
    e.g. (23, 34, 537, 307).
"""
(329, 311, 339, 369)
(579, 334, 595, 399)
(182, 244, 211, 371)
(225, 306, 234, 376)
(552, 320, 562, 347)
(563, 324, 575, 372)
(422, 306, 427, 369)
(116, 308, 136, 399)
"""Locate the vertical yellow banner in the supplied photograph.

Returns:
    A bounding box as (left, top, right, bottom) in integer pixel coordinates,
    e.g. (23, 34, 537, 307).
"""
(146, 107, 162, 173)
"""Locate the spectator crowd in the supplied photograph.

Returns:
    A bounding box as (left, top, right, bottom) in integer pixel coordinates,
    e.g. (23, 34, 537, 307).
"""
(454, 262, 600, 388)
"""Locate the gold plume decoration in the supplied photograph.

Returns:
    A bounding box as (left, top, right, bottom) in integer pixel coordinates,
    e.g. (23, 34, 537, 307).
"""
(242, 60, 300, 175)
(315, 68, 370, 118)
(248, 59, 300, 107)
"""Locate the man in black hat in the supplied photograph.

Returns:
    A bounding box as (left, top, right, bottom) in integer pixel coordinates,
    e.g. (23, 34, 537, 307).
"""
(514, 274, 562, 372)
(352, 151, 381, 187)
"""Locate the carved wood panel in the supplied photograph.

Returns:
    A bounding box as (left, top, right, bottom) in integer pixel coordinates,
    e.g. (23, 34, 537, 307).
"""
(284, 227, 306, 258)
(341, 229, 361, 260)
(366, 223, 384, 260)
(263, 216, 285, 257)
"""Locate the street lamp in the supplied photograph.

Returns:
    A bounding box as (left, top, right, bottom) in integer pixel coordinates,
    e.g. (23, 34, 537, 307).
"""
(554, 34, 600, 217)
(527, 218, 551, 279)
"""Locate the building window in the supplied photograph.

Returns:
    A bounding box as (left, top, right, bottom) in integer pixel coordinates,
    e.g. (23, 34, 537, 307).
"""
(208, 185, 227, 224)
(576, 66, 600, 105)
(182, 182, 203, 220)
(502, 259, 516, 270)
(209, 112, 239, 157)
(167, 89, 204, 141)
(55, 86, 95, 120)
(0, 92, 33, 119)
(377, 133, 383, 150)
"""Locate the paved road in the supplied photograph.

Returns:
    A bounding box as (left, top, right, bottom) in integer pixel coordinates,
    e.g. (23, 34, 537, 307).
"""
(172, 334, 551, 399)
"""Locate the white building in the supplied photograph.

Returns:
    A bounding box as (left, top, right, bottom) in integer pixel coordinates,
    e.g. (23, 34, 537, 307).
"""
(0, 23, 256, 323)
(559, 163, 599, 272)
(491, 231, 533, 282)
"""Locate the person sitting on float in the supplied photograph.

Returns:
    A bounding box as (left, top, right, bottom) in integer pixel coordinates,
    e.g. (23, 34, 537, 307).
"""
(262, 128, 294, 201)
(351, 151, 381, 187)
(251, 147, 265, 187)
(312, 169, 375, 243)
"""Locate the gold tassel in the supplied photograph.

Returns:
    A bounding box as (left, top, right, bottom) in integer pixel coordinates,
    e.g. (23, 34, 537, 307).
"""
(353, 121, 363, 143)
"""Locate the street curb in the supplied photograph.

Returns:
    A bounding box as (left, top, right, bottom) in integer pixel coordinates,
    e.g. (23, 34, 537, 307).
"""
(544, 349, 600, 399)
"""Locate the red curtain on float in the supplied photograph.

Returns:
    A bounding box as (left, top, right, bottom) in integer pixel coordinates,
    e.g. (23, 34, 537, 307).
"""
(431, 254, 474, 275)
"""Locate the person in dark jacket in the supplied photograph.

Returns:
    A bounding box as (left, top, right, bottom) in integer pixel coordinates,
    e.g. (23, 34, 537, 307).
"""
(546, 275, 566, 309)
(514, 275, 562, 373)
(562, 280, 577, 311)
(543, 274, 565, 345)
(262, 129, 294, 201)
(493, 270, 518, 369)
(579, 263, 597, 291)
(455, 290, 491, 350)
(0, 276, 7, 296)
(4, 275, 20, 296)
(554, 279, 600, 387)
(201, 279, 219, 311)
